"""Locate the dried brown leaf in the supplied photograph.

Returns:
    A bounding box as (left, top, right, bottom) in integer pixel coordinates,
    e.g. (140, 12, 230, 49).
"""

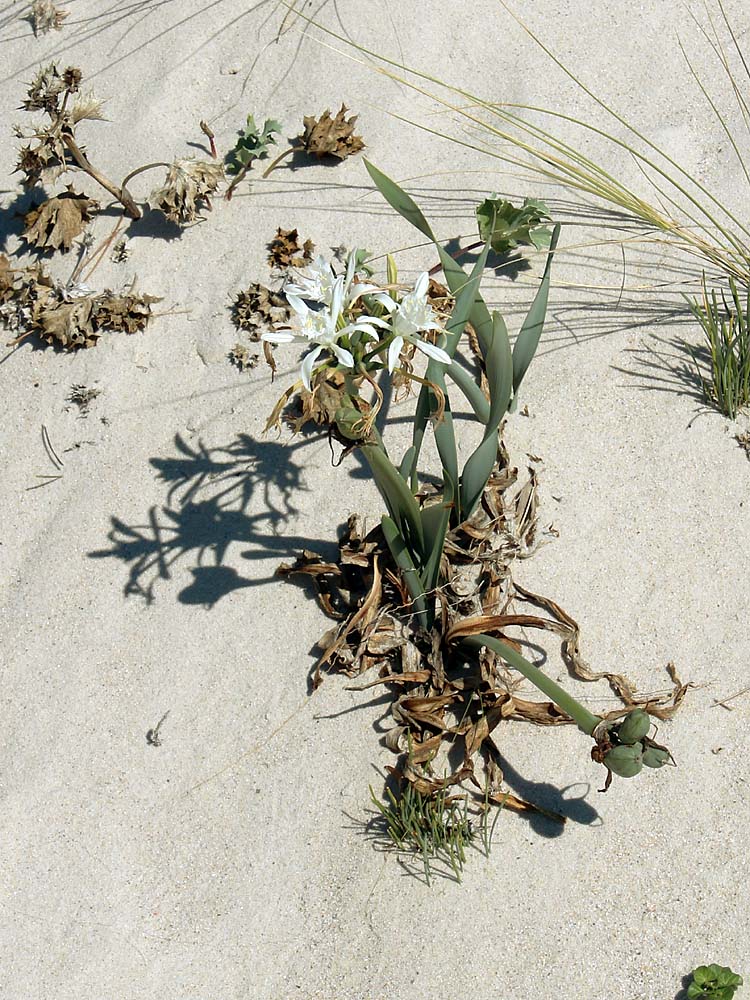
(231, 283, 290, 340)
(23, 186, 98, 252)
(267, 227, 315, 269)
(30, 1, 68, 36)
(149, 158, 224, 225)
(299, 105, 365, 161)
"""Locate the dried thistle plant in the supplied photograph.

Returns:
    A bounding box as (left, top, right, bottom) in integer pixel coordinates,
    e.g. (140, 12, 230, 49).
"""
(0, 254, 160, 350)
(267, 227, 315, 269)
(231, 282, 290, 339)
(29, 1, 68, 37)
(299, 105, 365, 160)
(148, 158, 224, 224)
(14, 64, 223, 229)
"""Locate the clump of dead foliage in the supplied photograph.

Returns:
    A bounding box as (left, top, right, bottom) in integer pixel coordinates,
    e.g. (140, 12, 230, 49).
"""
(279, 393, 688, 825)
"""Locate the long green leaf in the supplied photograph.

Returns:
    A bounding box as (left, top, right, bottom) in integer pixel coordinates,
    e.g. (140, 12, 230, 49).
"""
(364, 159, 435, 240)
(511, 223, 560, 402)
(361, 443, 425, 561)
(419, 500, 452, 597)
(444, 361, 490, 422)
(380, 515, 428, 625)
(459, 310, 513, 516)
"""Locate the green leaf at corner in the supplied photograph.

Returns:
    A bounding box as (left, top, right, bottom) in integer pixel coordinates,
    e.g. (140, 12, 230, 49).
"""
(688, 964, 743, 1000)
(476, 194, 552, 255)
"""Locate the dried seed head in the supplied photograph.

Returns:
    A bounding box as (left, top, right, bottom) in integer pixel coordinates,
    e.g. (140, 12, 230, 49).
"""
(23, 63, 66, 114)
(30, 0, 69, 36)
(149, 158, 224, 225)
(62, 66, 82, 91)
(70, 91, 105, 124)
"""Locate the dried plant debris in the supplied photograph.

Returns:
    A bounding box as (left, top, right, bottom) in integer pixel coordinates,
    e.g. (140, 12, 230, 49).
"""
(299, 105, 365, 160)
(278, 440, 688, 820)
(30, 1, 69, 36)
(22, 187, 99, 252)
(14, 64, 101, 191)
(267, 227, 315, 269)
(149, 159, 224, 225)
(228, 343, 259, 371)
(67, 384, 101, 414)
(231, 282, 290, 339)
(0, 255, 160, 349)
(111, 237, 130, 263)
(736, 431, 750, 459)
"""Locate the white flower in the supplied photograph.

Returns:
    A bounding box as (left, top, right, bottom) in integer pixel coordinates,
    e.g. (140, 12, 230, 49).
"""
(376, 272, 450, 372)
(283, 249, 377, 311)
(263, 274, 362, 390)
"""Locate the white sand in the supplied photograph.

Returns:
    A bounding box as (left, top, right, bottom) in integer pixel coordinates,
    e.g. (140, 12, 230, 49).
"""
(1, 2, 749, 997)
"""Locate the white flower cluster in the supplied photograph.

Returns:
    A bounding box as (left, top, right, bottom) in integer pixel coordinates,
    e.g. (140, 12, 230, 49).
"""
(261, 250, 450, 389)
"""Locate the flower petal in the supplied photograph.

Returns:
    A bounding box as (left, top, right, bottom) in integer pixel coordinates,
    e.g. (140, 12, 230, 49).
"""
(414, 271, 429, 298)
(387, 335, 404, 373)
(331, 344, 355, 369)
(261, 330, 295, 344)
(415, 339, 451, 366)
(285, 293, 308, 317)
(300, 345, 324, 390)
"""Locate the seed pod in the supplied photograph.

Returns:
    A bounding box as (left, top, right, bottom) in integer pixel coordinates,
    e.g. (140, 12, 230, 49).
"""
(616, 709, 651, 744)
(334, 405, 365, 441)
(604, 741, 644, 778)
(642, 745, 672, 769)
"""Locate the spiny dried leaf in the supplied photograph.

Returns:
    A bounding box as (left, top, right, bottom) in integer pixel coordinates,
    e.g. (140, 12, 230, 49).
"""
(228, 343, 259, 371)
(23, 186, 99, 252)
(70, 92, 105, 124)
(23, 63, 67, 112)
(231, 282, 290, 339)
(94, 291, 161, 334)
(15, 133, 67, 188)
(149, 158, 224, 225)
(267, 227, 315, 269)
(30, 1, 69, 36)
(299, 105, 365, 160)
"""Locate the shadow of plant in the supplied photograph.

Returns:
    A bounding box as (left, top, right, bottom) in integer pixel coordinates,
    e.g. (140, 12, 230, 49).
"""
(89, 431, 337, 606)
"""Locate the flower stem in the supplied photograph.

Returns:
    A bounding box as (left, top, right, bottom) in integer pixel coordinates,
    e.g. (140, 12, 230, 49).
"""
(460, 633, 600, 735)
(120, 161, 171, 191)
(262, 145, 296, 179)
(63, 134, 142, 220)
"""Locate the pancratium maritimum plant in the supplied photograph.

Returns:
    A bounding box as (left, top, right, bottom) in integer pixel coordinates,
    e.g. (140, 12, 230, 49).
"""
(266, 162, 677, 801)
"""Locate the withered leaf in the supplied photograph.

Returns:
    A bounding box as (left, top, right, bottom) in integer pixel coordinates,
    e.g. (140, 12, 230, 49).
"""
(149, 158, 224, 225)
(228, 343, 258, 372)
(299, 105, 365, 160)
(267, 227, 315, 269)
(231, 283, 290, 340)
(23, 186, 98, 252)
(30, 1, 68, 36)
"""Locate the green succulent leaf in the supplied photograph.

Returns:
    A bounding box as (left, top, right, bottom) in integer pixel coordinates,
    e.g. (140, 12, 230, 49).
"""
(476, 194, 552, 255)
(226, 115, 281, 174)
(688, 964, 743, 1000)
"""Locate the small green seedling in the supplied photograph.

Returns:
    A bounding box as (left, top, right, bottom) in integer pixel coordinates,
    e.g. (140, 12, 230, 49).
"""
(225, 115, 281, 173)
(476, 195, 552, 255)
(687, 964, 743, 1000)
(224, 115, 280, 199)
